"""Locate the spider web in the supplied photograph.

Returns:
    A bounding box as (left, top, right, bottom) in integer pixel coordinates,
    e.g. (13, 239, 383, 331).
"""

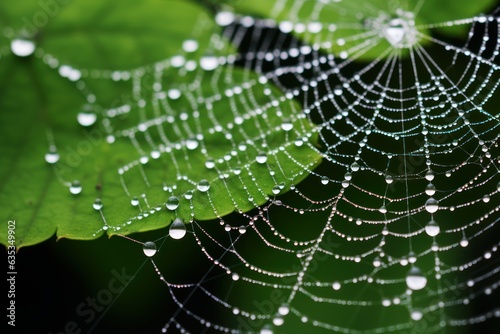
(28, 0, 500, 333)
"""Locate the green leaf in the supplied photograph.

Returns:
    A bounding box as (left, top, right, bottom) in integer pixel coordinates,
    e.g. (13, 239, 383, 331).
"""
(0, 0, 321, 248)
(222, 0, 497, 60)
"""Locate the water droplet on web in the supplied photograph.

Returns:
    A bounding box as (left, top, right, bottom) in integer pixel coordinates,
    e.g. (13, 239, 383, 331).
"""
(186, 137, 199, 150)
(200, 55, 218, 71)
(424, 198, 439, 213)
(166, 196, 180, 210)
(272, 185, 281, 195)
(425, 219, 440, 237)
(69, 180, 82, 195)
(93, 198, 103, 210)
(184, 190, 193, 200)
(11, 38, 35, 57)
(379, 205, 387, 214)
(256, 152, 268, 164)
(425, 183, 436, 196)
(143, 241, 157, 257)
(333, 85, 343, 96)
(260, 325, 273, 334)
(182, 39, 199, 53)
(77, 104, 97, 126)
(131, 196, 139, 206)
(411, 309, 423, 321)
(231, 272, 240, 281)
(351, 162, 360, 172)
(321, 176, 329, 185)
(425, 170, 434, 181)
(406, 266, 427, 290)
(385, 175, 393, 184)
(384, 19, 406, 46)
(332, 281, 341, 290)
(197, 179, 210, 192)
(205, 158, 216, 169)
(460, 237, 469, 247)
(215, 11, 235, 26)
(278, 304, 290, 315)
(45, 148, 60, 164)
(169, 218, 186, 240)
(273, 316, 284, 326)
(238, 225, 247, 234)
(281, 119, 293, 131)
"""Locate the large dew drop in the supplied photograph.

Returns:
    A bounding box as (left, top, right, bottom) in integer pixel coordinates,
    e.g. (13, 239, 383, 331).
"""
(256, 152, 268, 164)
(424, 198, 439, 213)
(11, 38, 36, 57)
(93, 198, 103, 211)
(406, 267, 427, 290)
(69, 180, 82, 195)
(44, 149, 60, 164)
(166, 196, 180, 211)
(169, 218, 187, 240)
(77, 104, 97, 127)
(197, 179, 210, 192)
(143, 241, 157, 257)
(425, 219, 440, 237)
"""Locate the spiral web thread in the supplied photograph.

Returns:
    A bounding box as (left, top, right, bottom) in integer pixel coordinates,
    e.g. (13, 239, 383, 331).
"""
(22, 0, 500, 333)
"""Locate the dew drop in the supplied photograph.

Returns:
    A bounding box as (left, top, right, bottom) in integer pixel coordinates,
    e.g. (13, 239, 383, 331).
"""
(197, 179, 210, 192)
(321, 176, 329, 185)
(425, 170, 434, 181)
(278, 303, 290, 315)
(186, 137, 199, 150)
(169, 218, 186, 240)
(256, 152, 268, 164)
(273, 316, 284, 326)
(272, 185, 281, 195)
(379, 205, 387, 214)
(166, 196, 180, 211)
(425, 183, 436, 196)
(238, 225, 247, 234)
(45, 149, 60, 164)
(184, 190, 193, 200)
(460, 237, 469, 247)
(425, 219, 440, 237)
(424, 198, 439, 213)
(281, 119, 293, 131)
(406, 266, 427, 290)
(131, 196, 139, 206)
(200, 55, 218, 71)
(384, 19, 406, 46)
(69, 180, 82, 195)
(182, 39, 199, 53)
(351, 162, 360, 171)
(333, 85, 343, 96)
(143, 241, 157, 257)
(385, 175, 394, 184)
(77, 105, 97, 126)
(231, 272, 240, 281)
(205, 158, 216, 169)
(411, 310, 423, 321)
(332, 281, 341, 290)
(260, 324, 273, 334)
(93, 198, 103, 211)
(11, 38, 36, 57)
